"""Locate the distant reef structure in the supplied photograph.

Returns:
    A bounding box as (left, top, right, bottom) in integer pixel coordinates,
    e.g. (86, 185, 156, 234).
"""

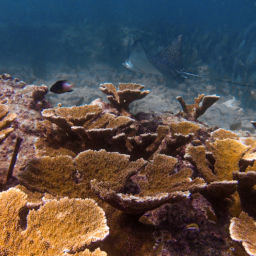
(1, 74, 256, 256)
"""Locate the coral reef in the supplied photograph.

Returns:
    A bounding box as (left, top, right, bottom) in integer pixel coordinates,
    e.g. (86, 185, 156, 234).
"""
(2, 78, 256, 255)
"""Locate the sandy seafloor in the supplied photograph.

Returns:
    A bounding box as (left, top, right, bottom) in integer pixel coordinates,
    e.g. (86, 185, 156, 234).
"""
(5, 62, 256, 134)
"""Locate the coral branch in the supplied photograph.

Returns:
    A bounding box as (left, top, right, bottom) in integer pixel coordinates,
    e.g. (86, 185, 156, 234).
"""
(100, 83, 150, 115)
(176, 94, 219, 120)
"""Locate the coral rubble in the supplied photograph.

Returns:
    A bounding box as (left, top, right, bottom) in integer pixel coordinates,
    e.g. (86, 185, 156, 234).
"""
(2, 79, 256, 255)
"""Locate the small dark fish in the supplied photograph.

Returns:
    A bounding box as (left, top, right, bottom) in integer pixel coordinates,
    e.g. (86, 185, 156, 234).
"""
(50, 80, 73, 94)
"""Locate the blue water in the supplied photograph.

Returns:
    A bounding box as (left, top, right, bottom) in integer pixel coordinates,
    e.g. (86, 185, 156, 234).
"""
(1, 0, 256, 109)
(0, 1, 254, 65)
(1, 0, 254, 29)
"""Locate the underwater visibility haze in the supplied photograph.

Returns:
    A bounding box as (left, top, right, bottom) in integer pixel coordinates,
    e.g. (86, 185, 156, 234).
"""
(1, 0, 256, 127)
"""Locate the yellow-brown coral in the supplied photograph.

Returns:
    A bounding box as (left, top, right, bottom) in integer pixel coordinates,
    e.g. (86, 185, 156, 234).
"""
(91, 179, 186, 214)
(39, 102, 138, 157)
(185, 144, 216, 182)
(100, 83, 150, 115)
(72, 249, 107, 256)
(170, 121, 201, 136)
(210, 138, 248, 180)
(91, 154, 204, 214)
(42, 104, 102, 132)
(0, 187, 109, 255)
(18, 149, 146, 199)
(210, 128, 239, 140)
(239, 139, 256, 172)
(24, 197, 109, 252)
(230, 211, 256, 256)
(139, 154, 205, 195)
(19, 155, 78, 197)
(176, 94, 219, 121)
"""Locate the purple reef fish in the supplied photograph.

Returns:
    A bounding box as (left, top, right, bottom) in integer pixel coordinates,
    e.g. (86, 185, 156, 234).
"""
(50, 80, 74, 94)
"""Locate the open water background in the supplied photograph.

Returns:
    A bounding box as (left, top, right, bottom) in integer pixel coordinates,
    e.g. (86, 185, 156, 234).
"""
(1, 0, 256, 112)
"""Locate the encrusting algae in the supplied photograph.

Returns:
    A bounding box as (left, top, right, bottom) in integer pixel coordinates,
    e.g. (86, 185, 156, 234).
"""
(1, 77, 256, 255)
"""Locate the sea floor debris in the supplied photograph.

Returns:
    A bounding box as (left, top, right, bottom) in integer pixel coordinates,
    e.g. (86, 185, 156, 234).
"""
(1, 76, 256, 255)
